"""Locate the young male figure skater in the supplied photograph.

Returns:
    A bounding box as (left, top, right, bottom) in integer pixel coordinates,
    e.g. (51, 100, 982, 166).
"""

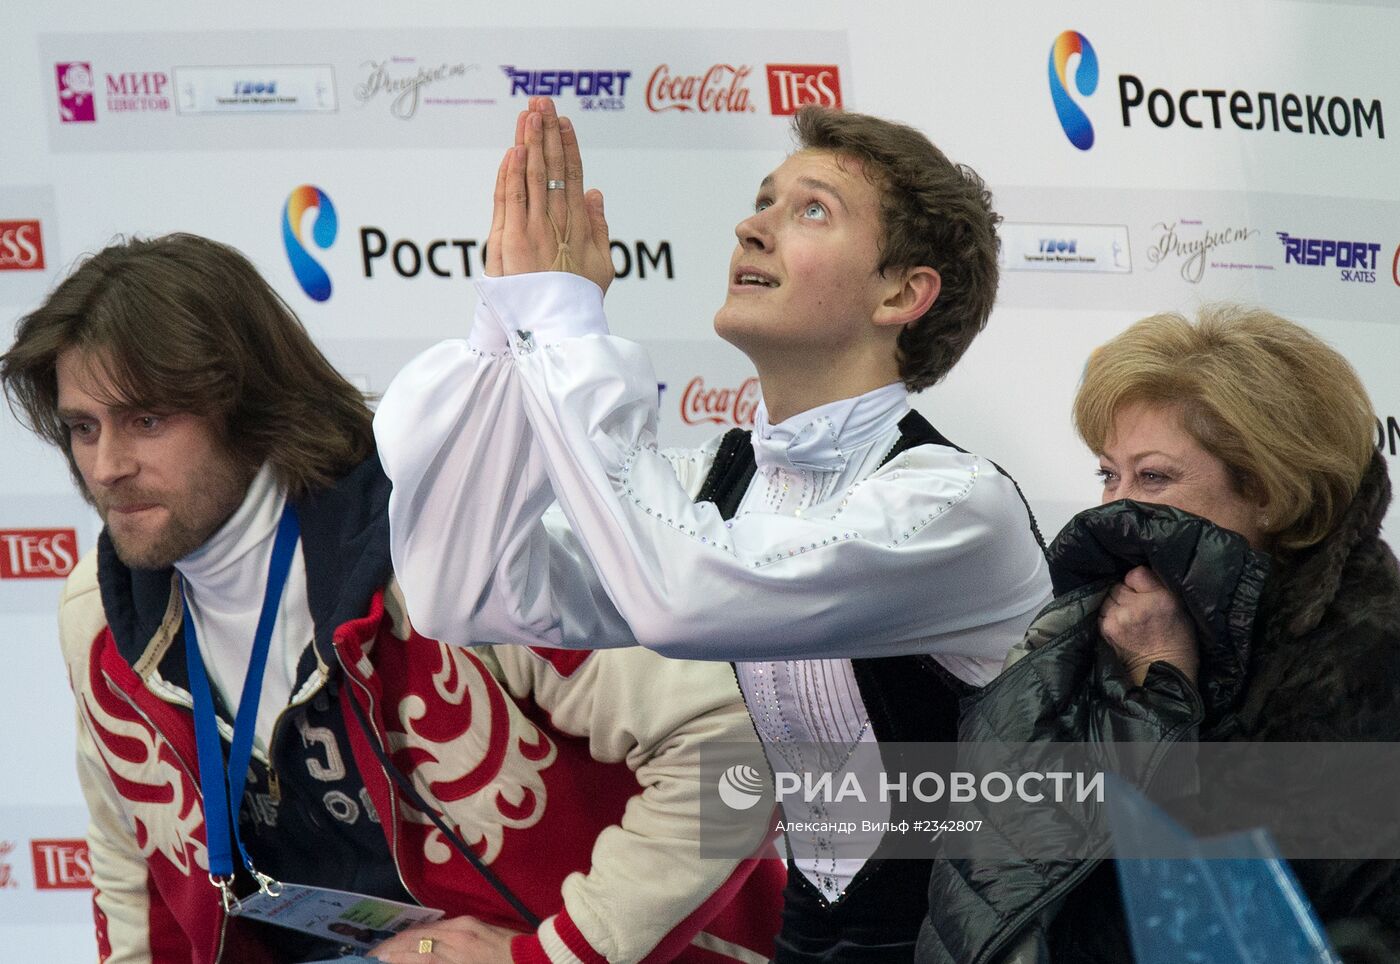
(1, 234, 782, 964)
(376, 99, 1051, 961)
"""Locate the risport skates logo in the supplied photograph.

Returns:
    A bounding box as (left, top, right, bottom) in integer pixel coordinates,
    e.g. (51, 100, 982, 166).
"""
(501, 67, 632, 111)
(283, 185, 337, 302)
(1276, 232, 1383, 284)
(1049, 31, 1098, 150)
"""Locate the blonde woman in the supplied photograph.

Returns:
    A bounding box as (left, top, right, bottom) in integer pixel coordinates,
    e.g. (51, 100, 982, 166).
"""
(919, 305, 1400, 963)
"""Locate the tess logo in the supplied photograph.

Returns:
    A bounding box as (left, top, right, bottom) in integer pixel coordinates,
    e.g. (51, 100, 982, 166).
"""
(766, 65, 841, 115)
(0, 529, 78, 579)
(31, 839, 93, 890)
(0, 221, 45, 271)
(1048, 31, 1098, 151)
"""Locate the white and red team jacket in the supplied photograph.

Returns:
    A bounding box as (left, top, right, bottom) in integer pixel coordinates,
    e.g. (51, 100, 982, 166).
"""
(58, 455, 783, 964)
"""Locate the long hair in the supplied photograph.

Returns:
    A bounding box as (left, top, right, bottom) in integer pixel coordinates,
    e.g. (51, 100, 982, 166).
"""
(1, 233, 373, 497)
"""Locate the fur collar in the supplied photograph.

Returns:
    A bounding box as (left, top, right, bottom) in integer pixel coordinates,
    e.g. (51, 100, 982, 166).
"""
(1267, 452, 1392, 639)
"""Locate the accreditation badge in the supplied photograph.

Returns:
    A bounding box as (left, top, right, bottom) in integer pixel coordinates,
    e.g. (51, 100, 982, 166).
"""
(235, 882, 444, 954)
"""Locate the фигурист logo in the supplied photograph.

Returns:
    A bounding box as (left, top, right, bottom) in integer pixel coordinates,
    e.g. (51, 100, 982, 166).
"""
(1048, 31, 1098, 151)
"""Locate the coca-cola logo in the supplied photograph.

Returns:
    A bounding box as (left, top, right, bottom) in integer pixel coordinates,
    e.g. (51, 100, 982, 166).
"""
(646, 64, 755, 114)
(681, 376, 759, 427)
(0, 221, 45, 271)
(0, 529, 78, 579)
(31, 839, 92, 890)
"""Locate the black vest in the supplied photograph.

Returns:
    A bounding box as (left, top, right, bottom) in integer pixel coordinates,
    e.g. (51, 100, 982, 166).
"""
(694, 410, 1044, 964)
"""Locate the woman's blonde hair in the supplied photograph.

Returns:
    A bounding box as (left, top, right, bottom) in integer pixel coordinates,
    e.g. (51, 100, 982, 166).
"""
(1074, 305, 1375, 550)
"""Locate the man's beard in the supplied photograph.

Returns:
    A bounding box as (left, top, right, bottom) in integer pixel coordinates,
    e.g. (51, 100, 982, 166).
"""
(98, 458, 254, 570)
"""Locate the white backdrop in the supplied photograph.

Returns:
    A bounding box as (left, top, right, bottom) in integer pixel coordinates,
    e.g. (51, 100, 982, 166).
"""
(2, 2, 1397, 959)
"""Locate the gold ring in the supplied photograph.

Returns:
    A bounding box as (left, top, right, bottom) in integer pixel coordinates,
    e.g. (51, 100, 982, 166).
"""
(418, 937, 434, 954)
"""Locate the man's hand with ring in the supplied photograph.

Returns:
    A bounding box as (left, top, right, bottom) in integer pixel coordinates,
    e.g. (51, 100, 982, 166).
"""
(486, 96, 614, 293)
(368, 915, 520, 963)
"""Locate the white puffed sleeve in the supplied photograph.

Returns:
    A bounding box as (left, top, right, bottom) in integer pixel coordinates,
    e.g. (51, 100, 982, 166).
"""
(470, 272, 1051, 661)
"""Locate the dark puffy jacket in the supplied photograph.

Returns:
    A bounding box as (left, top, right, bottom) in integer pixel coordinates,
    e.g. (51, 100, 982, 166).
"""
(917, 452, 1400, 963)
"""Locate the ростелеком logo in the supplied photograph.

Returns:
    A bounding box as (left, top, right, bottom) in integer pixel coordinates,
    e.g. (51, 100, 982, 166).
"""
(717, 764, 765, 811)
(283, 185, 337, 302)
(1048, 31, 1098, 151)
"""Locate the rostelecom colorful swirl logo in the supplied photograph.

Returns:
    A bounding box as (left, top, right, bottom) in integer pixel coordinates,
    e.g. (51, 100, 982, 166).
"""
(283, 185, 338, 302)
(1048, 31, 1098, 151)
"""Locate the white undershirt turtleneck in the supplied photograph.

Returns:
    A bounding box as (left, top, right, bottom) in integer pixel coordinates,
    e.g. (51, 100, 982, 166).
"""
(175, 463, 314, 758)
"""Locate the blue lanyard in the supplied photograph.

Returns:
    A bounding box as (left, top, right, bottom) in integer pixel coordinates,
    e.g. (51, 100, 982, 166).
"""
(182, 502, 300, 911)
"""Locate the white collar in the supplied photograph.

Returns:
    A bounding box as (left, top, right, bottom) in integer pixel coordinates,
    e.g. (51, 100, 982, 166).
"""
(751, 382, 910, 473)
(175, 463, 285, 608)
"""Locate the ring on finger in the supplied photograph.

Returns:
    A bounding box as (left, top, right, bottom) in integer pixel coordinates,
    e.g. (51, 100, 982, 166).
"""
(418, 937, 434, 954)
(546, 179, 566, 190)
